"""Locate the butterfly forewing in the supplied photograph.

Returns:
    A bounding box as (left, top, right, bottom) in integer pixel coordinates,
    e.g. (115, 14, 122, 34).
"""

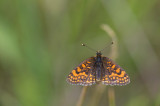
(66, 57, 96, 86)
(101, 57, 130, 86)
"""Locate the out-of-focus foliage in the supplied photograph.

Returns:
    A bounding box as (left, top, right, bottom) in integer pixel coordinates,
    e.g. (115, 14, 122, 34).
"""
(0, 0, 160, 106)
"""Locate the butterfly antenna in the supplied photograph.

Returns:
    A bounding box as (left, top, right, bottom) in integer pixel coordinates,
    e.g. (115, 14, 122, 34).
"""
(100, 41, 114, 52)
(81, 44, 96, 52)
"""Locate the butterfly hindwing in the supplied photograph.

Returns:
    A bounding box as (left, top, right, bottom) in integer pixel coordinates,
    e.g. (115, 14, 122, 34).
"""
(66, 57, 96, 86)
(101, 57, 130, 86)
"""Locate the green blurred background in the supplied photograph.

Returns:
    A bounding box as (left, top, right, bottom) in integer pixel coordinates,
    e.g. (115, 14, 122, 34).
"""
(0, 0, 160, 106)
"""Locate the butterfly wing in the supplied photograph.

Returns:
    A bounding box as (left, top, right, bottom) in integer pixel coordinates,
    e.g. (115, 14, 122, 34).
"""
(101, 57, 130, 86)
(66, 57, 96, 86)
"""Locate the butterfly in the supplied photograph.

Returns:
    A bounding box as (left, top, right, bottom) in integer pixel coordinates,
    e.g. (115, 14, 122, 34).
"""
(66, 44, 130, 86)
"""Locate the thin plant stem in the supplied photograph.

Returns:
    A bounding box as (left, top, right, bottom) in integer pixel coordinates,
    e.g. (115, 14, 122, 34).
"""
(76, 86, 88, 106)
(108, 87, 115, 106)
(101, 24, 117, 106)
(87, 84, 106, 106)
(87, 24, 118, 106)
(101, 24, 118, 60)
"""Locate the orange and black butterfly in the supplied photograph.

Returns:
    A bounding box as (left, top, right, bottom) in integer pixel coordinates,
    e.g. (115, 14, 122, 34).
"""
(66, 43, 130, 86)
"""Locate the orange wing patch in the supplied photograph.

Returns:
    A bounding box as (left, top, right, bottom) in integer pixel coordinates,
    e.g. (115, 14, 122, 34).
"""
(102, 57, 130, 86)
(66, 57, 96, 86)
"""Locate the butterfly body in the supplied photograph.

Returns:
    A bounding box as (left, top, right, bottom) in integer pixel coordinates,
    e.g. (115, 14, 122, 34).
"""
(94, 52, 104, 82)
(66, 51, 130, 86)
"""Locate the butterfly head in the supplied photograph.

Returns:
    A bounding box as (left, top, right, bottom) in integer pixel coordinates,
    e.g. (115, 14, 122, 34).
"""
(96, 51, 102, 56)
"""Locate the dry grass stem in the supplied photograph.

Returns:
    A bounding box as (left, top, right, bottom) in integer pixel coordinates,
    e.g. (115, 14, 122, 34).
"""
(101, 24, 117, 106)
(101, 24, 118, 60)
(87, 24, 118, 106)
(76, 86, 88, 106)
(77, 24, 117, 106)
(108, 87, 116, 106)
(87, 84, 106, 106)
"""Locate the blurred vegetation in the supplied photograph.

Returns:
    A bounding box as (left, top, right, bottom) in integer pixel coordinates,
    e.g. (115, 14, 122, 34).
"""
(0, 0, 160, 106)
